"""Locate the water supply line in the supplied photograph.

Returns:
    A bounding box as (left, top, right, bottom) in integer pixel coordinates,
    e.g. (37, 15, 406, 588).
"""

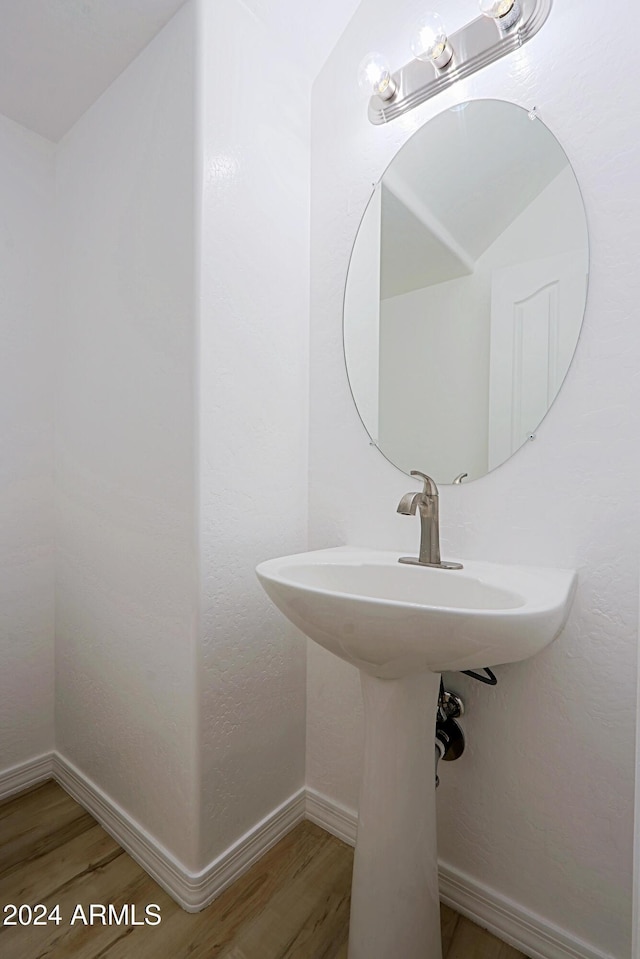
(434, 669, 498, 786)
(434, 738, 446, 788)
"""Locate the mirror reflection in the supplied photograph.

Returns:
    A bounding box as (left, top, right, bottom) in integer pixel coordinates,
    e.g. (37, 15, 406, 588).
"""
(344, 100, 589, 483)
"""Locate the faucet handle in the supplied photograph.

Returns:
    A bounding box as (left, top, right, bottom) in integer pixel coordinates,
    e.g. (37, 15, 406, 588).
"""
(410, 470, 439, 496)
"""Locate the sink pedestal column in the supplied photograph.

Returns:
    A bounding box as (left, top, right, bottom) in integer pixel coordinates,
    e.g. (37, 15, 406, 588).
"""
(348, 670, 442, 959)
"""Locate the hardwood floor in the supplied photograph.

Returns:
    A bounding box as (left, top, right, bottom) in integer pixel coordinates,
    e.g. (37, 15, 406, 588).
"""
(0, 781, 527, 958)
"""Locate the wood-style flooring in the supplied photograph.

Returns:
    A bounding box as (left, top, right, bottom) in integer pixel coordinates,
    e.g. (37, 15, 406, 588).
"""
(0, 781, 527, 958)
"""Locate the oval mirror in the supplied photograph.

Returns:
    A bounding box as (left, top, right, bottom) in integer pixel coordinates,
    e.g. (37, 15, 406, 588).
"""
(343, 99, 589, 483)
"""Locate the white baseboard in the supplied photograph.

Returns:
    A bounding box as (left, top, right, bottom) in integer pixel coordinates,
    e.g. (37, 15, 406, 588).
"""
(2, 754, 306, 912)
(52, 754, 200, 910)
(184, 786, 306, 911)
(52, 754, 306, 912)
(0, 760, 618, 957)
(439, 862, 614, 959)
(0, 752, 55, 802)
(308, 788, 614, 959)
(305, 787, 357, 847)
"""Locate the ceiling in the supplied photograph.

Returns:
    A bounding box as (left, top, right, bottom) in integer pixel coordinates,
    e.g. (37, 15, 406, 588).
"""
(0, 0, 190, 141)
(0, 0, 362, 142)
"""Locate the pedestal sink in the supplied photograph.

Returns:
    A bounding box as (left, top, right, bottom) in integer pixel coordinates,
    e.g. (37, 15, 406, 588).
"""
(256, 546, 577, 959)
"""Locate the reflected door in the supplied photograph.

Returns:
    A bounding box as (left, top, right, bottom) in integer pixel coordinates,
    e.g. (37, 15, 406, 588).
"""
(488, 253, 587, 470)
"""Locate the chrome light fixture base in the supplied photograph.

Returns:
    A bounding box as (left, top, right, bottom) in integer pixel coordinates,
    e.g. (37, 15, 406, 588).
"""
(368, 0, 551, 125)
(429, 40, 454, 70)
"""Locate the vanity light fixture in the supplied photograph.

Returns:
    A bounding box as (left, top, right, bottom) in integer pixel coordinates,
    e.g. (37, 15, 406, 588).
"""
(479, 0, 522, 29)
(410, 13, 453, 69)
(361, 0, 551, 124)
(357, 52, 396, 100)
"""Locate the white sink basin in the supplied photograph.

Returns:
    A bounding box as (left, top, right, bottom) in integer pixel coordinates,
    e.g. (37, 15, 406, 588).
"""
(256, 546, 577, 679)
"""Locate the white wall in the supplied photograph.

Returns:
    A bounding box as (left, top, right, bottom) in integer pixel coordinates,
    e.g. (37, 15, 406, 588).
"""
(0, 115, 55, 771)
(55, 5, 200, 869)
(0, 0, 310, 880)
(309, 3, 639, 956)
(196, 0, 310, 868)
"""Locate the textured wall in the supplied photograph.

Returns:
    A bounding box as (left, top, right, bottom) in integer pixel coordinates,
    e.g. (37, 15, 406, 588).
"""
(197, 0, 310, 868)
(0, 115, 55, 770)
(308, 2, 639, 955)
(55, 5, 200, 868)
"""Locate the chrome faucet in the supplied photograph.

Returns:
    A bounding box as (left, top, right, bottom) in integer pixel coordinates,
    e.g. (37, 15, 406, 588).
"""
(397, 471, 463, 570)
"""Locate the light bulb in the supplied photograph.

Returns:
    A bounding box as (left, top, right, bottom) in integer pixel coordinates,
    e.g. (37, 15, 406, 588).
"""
(410, 13, 453, 69)
(479, 0, 521, 29)
(357, 52, 396, 100)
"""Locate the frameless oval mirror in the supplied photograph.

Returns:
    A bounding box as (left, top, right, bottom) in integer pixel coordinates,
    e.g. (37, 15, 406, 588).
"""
(343, 99, 589, 483)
